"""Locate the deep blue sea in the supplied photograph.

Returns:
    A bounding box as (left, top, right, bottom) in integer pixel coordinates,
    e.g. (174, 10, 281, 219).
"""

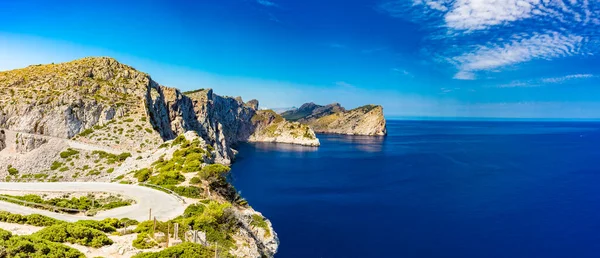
(230, 120, 600, 258)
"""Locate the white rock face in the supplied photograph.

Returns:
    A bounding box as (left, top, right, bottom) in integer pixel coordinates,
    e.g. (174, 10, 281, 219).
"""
(1, 57, 320, 165)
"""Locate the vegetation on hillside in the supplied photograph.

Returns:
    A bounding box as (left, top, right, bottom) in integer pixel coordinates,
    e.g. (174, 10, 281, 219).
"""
(0, 193, 134, 213)
(0, 228, 84, 258)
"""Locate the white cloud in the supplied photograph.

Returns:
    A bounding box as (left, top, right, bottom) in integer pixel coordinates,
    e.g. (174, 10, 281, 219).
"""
(497, 73, 595, 87)
(541, 73, 595, 83)
(379, 0, 600, 80)
(453, 32, 583, 79)
(444, 0, 539, 31)
(453, 71, 475, 80)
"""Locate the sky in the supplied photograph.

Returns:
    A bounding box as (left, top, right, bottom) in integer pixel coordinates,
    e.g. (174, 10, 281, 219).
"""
(1, 0, 600, 119)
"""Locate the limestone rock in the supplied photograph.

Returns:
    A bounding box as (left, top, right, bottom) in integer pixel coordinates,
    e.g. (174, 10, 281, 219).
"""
(0, 57, 320, 164)
(282, 103, 387, 136)
(15, 133, 48, 153)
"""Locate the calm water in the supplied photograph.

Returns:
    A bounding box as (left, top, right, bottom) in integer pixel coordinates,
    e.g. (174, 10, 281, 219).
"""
(230, 120, 600, 258)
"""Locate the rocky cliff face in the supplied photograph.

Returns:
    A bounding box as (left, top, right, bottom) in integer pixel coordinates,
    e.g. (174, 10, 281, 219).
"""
(249, 110, 319, 146)
(282, 103, 387, 136)
(0, 57, 319, 164)
(0, 130, 5, 151)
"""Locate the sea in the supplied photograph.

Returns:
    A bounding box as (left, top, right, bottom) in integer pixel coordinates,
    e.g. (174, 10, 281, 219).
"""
(230, 120, 600, 258)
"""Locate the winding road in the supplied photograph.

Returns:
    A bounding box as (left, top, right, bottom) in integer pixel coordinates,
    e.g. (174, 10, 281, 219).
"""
(0, 182, 186, 222)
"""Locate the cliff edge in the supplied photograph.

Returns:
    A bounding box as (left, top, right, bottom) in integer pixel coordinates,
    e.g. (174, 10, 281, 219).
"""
(0, 57, 319, 164)
(281, 103, 387, 136)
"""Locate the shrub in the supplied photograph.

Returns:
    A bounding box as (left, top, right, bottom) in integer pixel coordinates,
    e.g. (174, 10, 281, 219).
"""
(166, 185, 203, 198)
(148, 171, 185, 186)
(79, 128, 94, 137)
(33, 223, 113, 248)
(132, 232, 157, 249)
(0, 235, 84, 258)
(190, 177, 202, 184)
(134, 168, 152, 182)
(133, 242, 216, 258)
(0, 228, 12, 241)
(60, 148, 80, 159)
(0, 211, 59, 227)
(198, 164, 230, 181)
(50, 161, 64, 170)
(75, 220, 116, 233)
(7, 165, 18, 175)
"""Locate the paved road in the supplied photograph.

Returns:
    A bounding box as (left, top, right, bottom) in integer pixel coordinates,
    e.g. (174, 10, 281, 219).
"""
(0, 182, 186, 222)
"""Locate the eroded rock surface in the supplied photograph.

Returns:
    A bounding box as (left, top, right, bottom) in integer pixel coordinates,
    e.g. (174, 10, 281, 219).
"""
(282, 103, 387, 136)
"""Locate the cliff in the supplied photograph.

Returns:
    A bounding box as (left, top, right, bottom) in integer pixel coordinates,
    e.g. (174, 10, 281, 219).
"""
(282, 103, 387, 136)
(0, 57, 319, 164)
(0, 57, 294, 257)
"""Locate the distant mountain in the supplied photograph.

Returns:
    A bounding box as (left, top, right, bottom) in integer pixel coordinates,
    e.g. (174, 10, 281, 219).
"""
(268, 107, 297, 114)
(281, 103, 387, 136)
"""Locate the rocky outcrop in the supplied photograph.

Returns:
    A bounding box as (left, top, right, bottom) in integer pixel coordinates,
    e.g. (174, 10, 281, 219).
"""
(0, 130, 5, 151)
(0, 57, 147, 139)
(146, 88, 319, 164)
(249, 110, 319, 146)
(15, 133, 48, 153)
(0, 57, 319, 164)
(282, 103, 387, 136)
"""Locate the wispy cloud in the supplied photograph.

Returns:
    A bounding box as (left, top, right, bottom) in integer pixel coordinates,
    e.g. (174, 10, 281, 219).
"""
(541, 73, 595, 83)
(256, 0, 277, 7)
(498, 73, 596, 88)
(392, 68, 414, 77)
(378, 0, 600, 80)
(453, 32, 583, 79)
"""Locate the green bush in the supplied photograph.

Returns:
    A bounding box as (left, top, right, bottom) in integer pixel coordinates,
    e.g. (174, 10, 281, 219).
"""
(60, 148, 80, 159)
(148, 170, 185, 186)
(0, 235, 84, 258)
(0, 211, 59, 227)
(134, 168, 152, 182)
(166, 185, 203, 198)
(92, 150, 131, 164)
(75, 220, 116, 233)
(50, 161, 64, 170)
(170, 201, 237, 250)
(133, 242, 218, 258)
(79, 128, 94, 137)
(198, 164, 230, 181)
(7, 165, 18, 176)
(132, 232, 157, 249)
(1, 194, 133, 213)
(0, 228, 12, 241)
(190, 177, 202, 184)
(33, 223, 113, 248)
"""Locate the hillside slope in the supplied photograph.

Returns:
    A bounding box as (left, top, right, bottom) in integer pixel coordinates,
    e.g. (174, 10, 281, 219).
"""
(0, 57, 319, 165)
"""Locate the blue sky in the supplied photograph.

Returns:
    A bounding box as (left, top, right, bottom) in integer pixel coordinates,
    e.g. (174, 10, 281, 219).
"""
(1, 0, 600, 118)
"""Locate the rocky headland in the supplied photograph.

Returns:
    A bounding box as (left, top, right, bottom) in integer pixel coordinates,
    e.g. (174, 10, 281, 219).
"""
(0, 57, 324, 257)
(281, 102, 387, 136)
